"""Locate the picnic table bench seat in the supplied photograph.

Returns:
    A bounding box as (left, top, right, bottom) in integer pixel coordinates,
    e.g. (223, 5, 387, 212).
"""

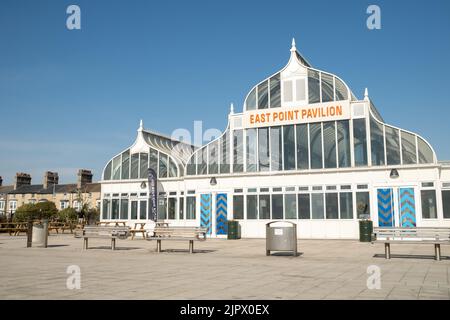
(372, 227, 450, 261)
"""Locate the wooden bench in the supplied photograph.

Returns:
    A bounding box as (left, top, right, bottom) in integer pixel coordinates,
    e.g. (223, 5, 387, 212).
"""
(372, 227, 450, 261)
(130, 223, 147, 240)
(74, 226, 130, 250)
(147, 226, 207, 253)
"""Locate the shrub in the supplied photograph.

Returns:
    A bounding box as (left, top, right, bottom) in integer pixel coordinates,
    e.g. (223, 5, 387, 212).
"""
(85, 207, 100, 225)
(13, 202, 58, 222)
(58, 208, 78, 222)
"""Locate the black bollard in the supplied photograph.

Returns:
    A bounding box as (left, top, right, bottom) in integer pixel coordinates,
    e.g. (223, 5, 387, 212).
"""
(26, 220, 33, 248)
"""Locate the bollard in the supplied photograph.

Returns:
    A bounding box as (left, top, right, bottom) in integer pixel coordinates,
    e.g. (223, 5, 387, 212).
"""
(26, 220, 33, 248)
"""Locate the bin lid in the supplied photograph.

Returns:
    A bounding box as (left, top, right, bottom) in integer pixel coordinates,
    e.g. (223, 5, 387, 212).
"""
(266, 220, 296, 227)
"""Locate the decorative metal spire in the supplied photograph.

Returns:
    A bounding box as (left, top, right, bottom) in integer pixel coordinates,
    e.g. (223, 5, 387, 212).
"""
(364, 88, 369, 101)
(138, 119, 144, 131)
(290, 38, 297, 53)
(230, 103, 234, 115)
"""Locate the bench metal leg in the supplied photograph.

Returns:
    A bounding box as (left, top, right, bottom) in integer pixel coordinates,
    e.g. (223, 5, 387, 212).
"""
(111, 238, 116, 251)
(84, 238, 88, 250)
(189, 240, 194, 254)
(385, 243, 391, 259)
(156, 240, 161, 253)
(435, 244, 441, 261)
(266, 250, 270, 256)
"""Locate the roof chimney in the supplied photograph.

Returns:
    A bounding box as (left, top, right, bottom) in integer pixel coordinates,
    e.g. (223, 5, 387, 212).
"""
(77, 169, 93, 189)
(43, 171, 59, 189)
(14, 173, 31, 190)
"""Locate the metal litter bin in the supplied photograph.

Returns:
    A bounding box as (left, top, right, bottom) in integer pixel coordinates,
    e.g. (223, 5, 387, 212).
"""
(227, 220, 241, 239)
(359, 219, 373, 242)
(32, 219, 49, 248)
(266, 221, 297, 256)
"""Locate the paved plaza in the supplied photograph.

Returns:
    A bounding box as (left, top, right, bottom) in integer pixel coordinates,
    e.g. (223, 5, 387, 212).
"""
(0, 234, 449, 300)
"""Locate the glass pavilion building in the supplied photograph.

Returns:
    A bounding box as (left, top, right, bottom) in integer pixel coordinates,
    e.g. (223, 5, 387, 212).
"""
(100, 39, 450, 238)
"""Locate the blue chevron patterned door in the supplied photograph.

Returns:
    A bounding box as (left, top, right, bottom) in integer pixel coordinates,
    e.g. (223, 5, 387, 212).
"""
(200, 194, 212, 235)
(377, 188, 395, 227)
(399, 188, 416, 227)
(215, 193, 228, 235)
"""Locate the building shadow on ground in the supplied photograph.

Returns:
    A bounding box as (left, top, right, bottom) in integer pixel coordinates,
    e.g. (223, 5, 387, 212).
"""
(373, 253, 450, 260)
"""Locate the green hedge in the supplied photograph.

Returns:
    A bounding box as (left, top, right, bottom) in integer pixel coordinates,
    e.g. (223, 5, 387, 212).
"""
(13, 202, 58, 222)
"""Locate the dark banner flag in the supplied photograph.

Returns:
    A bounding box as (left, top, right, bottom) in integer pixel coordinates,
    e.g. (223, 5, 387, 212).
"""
(148, 168, 158, 221)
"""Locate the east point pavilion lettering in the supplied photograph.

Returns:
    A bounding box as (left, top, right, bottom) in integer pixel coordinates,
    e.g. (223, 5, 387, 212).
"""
(245, 103, 349, 128)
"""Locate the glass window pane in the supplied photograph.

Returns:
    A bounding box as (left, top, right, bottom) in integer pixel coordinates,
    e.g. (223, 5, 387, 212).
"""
(140, 200, 147, 220)
(258, 128, 270, 172)
(325, 193, 338, 219)
(112, 155, 121, 180)
(159, 153, 168, 178)
(283, 125, 296, 170)
(186, 196, 196, 219)
(283, 80, 293, 102)
(340, 193, 353, 219)
(179, 197, 184, 220)
(321, 73, 334, 102)
(220, 131, 230, 174)
(385, 126, 401, 165)
(120, 199, 128, 220)
(310, 123, 323, 169)
(418, 137, 434, 164)
(130, 200, 138, 220)
(208, 141, 219, 174)
(168, 198, 177, 220)
(272, 194, 283, 219)
(104, 161, 112, 180)
(187, 154, 196, 175)
(298, 194, 310, 219)
(121, 150, 130, 179)
(233, 130, 244, 173)
(401, 131, 417, 164)
(323, 122, 337, 168)
(442, 190, 450, 219)
(296, 124, 309, 170)
(370, 117, 385, 166)
(296, 78, 306, 101)
(259, 194, 271, 219)
(233, 195, 244, 219)
(285, 194, 297, 219)
(270, 126, 282, 171)
(269, 74, 281, 108)
(130, 153, 139, 179)
(197, 147, 207, 175)
(150, 148, 158, 172)
(168, 158, 178, 177)
(111, 199, 119, 219)
(337, 120, 351, 168)
(421, 190, 437, 219)
(311, 193, 324, 219)
(102, 199, 110, 219)
(158, 196, 167, 220)
(308, 69, 320, 104)
(258, 81, 269, 109)
(353, 119, 368, 166)
(356, 192, 370, 219)
(246, 129, 257, 172)
(246, 87, 256, 111)
(335, 77, 348, 101)
(247, 195, 258, 219)
(139, 153, 148, 179)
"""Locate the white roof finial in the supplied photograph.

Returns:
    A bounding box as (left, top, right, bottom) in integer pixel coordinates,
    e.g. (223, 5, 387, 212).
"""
(230, 103, 234, 115)
(364, 88, 369, 101)
(139, 119, 144, 131)
(290, 38, 297, 52)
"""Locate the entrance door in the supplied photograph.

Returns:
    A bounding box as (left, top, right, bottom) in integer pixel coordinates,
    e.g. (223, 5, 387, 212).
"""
(215, 193, 228, 235)
(200, 194, 212, 235)
(377, 187, 416, 228)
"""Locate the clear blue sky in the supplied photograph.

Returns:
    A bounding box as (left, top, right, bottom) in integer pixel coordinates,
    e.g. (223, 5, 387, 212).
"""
(1, 0, 449, 184)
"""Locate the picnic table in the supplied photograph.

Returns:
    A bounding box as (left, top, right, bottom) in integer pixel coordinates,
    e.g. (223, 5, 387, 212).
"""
(0, 222, 30, 236)
(96, 221, 128, 227)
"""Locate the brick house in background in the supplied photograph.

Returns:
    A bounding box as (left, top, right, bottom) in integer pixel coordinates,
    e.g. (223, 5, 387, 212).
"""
(0, 170, 100, 218)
